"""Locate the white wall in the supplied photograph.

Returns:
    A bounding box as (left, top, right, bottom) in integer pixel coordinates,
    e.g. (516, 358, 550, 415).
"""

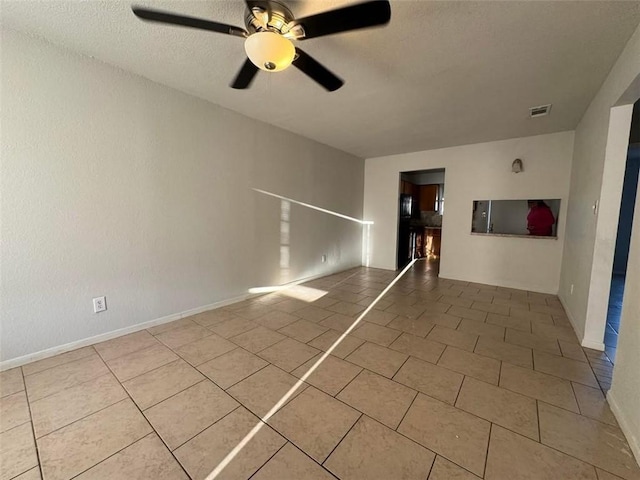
(559, 23, 640, 349)
(0, 29, 364, 364)
(363, 131, 574, 293)
(608, 178, 640, 465)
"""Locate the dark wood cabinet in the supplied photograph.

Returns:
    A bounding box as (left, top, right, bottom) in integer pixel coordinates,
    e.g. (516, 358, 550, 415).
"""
(419, 185, 439, 212)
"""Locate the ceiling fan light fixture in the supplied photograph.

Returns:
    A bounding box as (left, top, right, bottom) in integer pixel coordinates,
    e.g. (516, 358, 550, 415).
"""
(244, 31, 295, 72)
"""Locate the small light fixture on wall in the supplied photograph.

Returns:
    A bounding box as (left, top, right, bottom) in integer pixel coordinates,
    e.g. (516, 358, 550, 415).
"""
(512, 158, 524, 174)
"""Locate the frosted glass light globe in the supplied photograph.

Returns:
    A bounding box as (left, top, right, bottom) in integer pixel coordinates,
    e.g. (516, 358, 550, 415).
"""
(244, 31, 295, 72)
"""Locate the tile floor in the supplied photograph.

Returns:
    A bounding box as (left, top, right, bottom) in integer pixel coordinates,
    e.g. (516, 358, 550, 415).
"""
(1, 261, 638, 480)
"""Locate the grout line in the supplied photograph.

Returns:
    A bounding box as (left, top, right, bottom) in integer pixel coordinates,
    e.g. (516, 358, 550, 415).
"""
(483, 422, 493, 478)
(246, 442, 289, 480)
(320, 413, 363, 467)
(98, 361, 192, 479)
(395, 390, 419, 432)
(19, 367, 44, 480)
(21, 346, 97, 379)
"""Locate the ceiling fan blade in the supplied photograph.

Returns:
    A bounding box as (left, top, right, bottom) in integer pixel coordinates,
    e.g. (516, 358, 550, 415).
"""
(292, 0, 391, 40)
(293, 48, 344, 92)
(132, 7, 248, 38)
(230, 58, 259, 89)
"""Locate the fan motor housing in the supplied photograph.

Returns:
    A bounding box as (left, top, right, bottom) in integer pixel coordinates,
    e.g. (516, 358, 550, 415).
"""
(245, 1, 303, 38)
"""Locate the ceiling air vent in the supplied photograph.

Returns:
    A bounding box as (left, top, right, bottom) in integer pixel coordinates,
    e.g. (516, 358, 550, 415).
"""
(529, 104, 552, 118)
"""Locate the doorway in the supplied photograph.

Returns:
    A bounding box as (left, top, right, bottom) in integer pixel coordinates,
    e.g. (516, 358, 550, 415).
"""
(397, 168, 445, 271)
(605, 101, 640, 363)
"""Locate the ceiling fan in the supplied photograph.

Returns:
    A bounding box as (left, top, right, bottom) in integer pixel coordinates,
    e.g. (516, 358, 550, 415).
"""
(132, 0, 391, 91)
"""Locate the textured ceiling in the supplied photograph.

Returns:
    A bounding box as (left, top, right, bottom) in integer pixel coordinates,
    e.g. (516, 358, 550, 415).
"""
(2, 0, 640, 158)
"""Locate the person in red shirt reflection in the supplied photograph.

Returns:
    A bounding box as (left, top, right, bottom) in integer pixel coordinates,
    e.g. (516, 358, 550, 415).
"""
(527, 200, 555, 236)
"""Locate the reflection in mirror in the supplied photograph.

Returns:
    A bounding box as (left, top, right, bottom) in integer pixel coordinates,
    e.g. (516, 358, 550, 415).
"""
(471, 199, 560, 237)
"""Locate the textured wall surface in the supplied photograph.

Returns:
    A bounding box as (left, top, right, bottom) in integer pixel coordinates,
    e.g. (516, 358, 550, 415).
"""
(1, 29, 364, 363)
(363, 131, 574, 293)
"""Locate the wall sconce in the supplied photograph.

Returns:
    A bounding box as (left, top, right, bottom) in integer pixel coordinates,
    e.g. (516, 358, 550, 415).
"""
(512, 158, 524, 173)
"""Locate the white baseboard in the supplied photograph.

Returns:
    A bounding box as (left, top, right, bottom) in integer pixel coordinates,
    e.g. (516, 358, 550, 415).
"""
(607, 389, 640, 466)
(0, 266, 356, 372)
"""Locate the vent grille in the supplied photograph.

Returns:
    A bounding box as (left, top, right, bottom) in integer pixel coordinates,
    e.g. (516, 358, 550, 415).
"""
(529, 104, 552, 118)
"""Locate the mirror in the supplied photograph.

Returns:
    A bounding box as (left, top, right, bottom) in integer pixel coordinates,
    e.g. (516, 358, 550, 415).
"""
(472, 199, 560, 237)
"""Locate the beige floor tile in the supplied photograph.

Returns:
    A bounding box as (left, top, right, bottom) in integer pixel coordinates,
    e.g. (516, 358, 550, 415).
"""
(485, 425, 597, 480)
(75, 433, 188, 479)
(394, 356, 463, 404)
(227, 365, 307, 418)
(337, 370, 416, 429)
(438, 295, 474, 308)
(572, 383, 617, 426)
(31, 373, 127, 438)
(155, 323, 213, 349)
(351, 322, 402, 346)
(209, 317, 259, 338)
(230, 326, 285, 354)
(447, 306, 487, 322)
(385, 303, 426, 320)
(255, 311, 300, 330)
(504, 328, 561, 354)
(0, 390, 30, 433)
(437, 346, 501, 385)
(428, 456, 481, 479)
(291, 354, 362, 396)
(234, 304, 270, 320)
(474, 336, 532, 368)
(296, 306, 334, 323)
(596, 469, 627, 480)
(426, 325, 478, 352)
(345, 342, 408, 378)
(415, 301, 451, 315)
(534, 351, 599, 387)
(12, 467, 41, 480)
(328, 301, 365, 317)
(559, 340, 589, 363)
(252, 443, 333, 480)
(123, 359, 204, 410)
(532, 323, 579, 342)
(173, 333, 237, 366)
(38, 399, 152, 480)
(456, 377, 538, 440)
(269, 387, 360, 462)
(499, 362, 579, 412)
(387, 315, 436, 337)
(509, 308, 554, 324)
(319, 313, 358, 333)
(398, 393, 490, 477)
(147, 318, 198, 336)
(0, 423, 38, 479)
(106, 343, 179, 381)
(94, 330, 159, 361)
(273, 298, 308, 314)
(388, 332, 445, 364)
(458, 319, 505, 340)
(197, 348, 268, 389)
(277, 320, 328, 343)
(486, 313, 531, 333)
(144, 380, 238, 450)
(22, 347, 95, 376)
(258, 338, 320, 372)
(325, 415, 435, 480)
(174, 407, 286, 480)
(419, 311, 462, 329)
(361, 309, 397, 326)
(307, 330, 365, 359)
(189, 309, 240, 328)
(471, 301, 510, 316)
(539, 402, 640, 480)
(0, 368, 24, 398)
(25, 354, 109, 401)
(311, 296, 340, 309)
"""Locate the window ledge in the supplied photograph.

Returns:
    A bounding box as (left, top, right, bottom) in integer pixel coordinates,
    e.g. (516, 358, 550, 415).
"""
(470, 232, 558, 240)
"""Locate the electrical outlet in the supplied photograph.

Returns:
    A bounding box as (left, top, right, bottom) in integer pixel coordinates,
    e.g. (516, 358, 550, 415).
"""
(570, 284, 574, 295)
(321, 254, 327, 263)
(93, 296, 107, 313)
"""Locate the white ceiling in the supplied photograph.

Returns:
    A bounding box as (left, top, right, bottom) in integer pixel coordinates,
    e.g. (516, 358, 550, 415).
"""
(2, 0, 640, 158)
